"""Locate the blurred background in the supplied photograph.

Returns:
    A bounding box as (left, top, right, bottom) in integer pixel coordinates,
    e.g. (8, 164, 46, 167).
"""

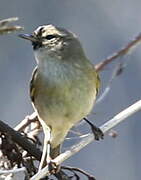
(0, 0, 141, 179)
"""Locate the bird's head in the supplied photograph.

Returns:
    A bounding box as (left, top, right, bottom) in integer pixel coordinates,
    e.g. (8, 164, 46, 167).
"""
(19, 24, 84, 60)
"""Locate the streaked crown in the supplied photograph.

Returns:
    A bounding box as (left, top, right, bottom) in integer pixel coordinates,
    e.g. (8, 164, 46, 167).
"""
(19, 24, 85, 60)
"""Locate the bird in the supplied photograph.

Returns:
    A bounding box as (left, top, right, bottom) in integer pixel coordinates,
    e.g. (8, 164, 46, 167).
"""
(19, 24, 103, 172)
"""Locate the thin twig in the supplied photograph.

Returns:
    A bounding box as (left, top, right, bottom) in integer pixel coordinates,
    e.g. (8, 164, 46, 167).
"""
(0, 17, 23, 35)
(95, 33, 141, 72)
(14, 112, 38, 132)
(30, 99, 141, 180)
(0, 17, 18, 27)
(96, 62, 126, 104)
(0, 167, 26, 175)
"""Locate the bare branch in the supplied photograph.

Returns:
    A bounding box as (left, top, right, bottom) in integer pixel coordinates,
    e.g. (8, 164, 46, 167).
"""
(0, 167, 26, 175)
(95, 33, 141, 72)
(96, 62, 125, 104)
(0, 120, 42, 161)
(0, 17, 23, 35)
(0, 167, 27, 180)
(14, 112, 38, 132)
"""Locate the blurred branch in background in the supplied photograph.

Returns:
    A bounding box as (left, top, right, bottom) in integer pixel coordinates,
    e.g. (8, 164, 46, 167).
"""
(0, 17, 23, 35)
(96, 62, 126, 105)
(95, 32, 141, 72)
(0, 17, 141, 179)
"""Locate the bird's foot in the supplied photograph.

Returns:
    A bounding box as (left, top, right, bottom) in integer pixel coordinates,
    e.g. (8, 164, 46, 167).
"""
(48, 160, 60, 175)
(84, 118, 104, 140)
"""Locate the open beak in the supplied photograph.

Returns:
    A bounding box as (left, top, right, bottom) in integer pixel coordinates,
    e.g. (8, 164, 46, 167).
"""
(18, 34, 38, 43)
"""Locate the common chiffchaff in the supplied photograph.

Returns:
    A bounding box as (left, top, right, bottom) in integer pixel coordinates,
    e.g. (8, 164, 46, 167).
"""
(19, 25, 103, 171)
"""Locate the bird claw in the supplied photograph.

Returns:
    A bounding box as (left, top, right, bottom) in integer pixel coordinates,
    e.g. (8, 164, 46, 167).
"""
(84, 118, 104, 140)
(48, 160, 60, 174)
(92, 126, 104, 141)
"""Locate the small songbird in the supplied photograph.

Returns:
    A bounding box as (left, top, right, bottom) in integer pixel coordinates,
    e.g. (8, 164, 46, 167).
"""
(19, 25, 103, 171)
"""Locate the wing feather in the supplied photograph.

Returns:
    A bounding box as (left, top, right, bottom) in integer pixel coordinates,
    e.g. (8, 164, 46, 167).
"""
(30, 67, 38, 103)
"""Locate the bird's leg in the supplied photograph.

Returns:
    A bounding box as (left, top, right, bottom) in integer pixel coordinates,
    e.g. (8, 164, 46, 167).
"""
(84, 118, 104, 140)
(48, 145, 61, 174)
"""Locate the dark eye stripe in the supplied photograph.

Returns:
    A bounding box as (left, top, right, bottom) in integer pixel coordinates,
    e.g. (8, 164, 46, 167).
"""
(45, 35, 56, 40)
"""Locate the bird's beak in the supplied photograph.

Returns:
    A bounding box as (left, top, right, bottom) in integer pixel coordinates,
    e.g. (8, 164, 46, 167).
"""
(18, 34, 38, 43)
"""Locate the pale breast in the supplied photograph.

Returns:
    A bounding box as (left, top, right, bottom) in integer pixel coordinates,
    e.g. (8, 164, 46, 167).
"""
(33, 57, 97, 147)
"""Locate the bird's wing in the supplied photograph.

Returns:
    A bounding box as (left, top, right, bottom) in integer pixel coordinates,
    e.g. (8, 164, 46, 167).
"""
(95, 72, 100, 96)
(30, 66, 38, 103)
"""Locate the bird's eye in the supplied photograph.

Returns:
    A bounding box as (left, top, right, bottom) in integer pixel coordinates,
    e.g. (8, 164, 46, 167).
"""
(45, 35, 56, 40)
